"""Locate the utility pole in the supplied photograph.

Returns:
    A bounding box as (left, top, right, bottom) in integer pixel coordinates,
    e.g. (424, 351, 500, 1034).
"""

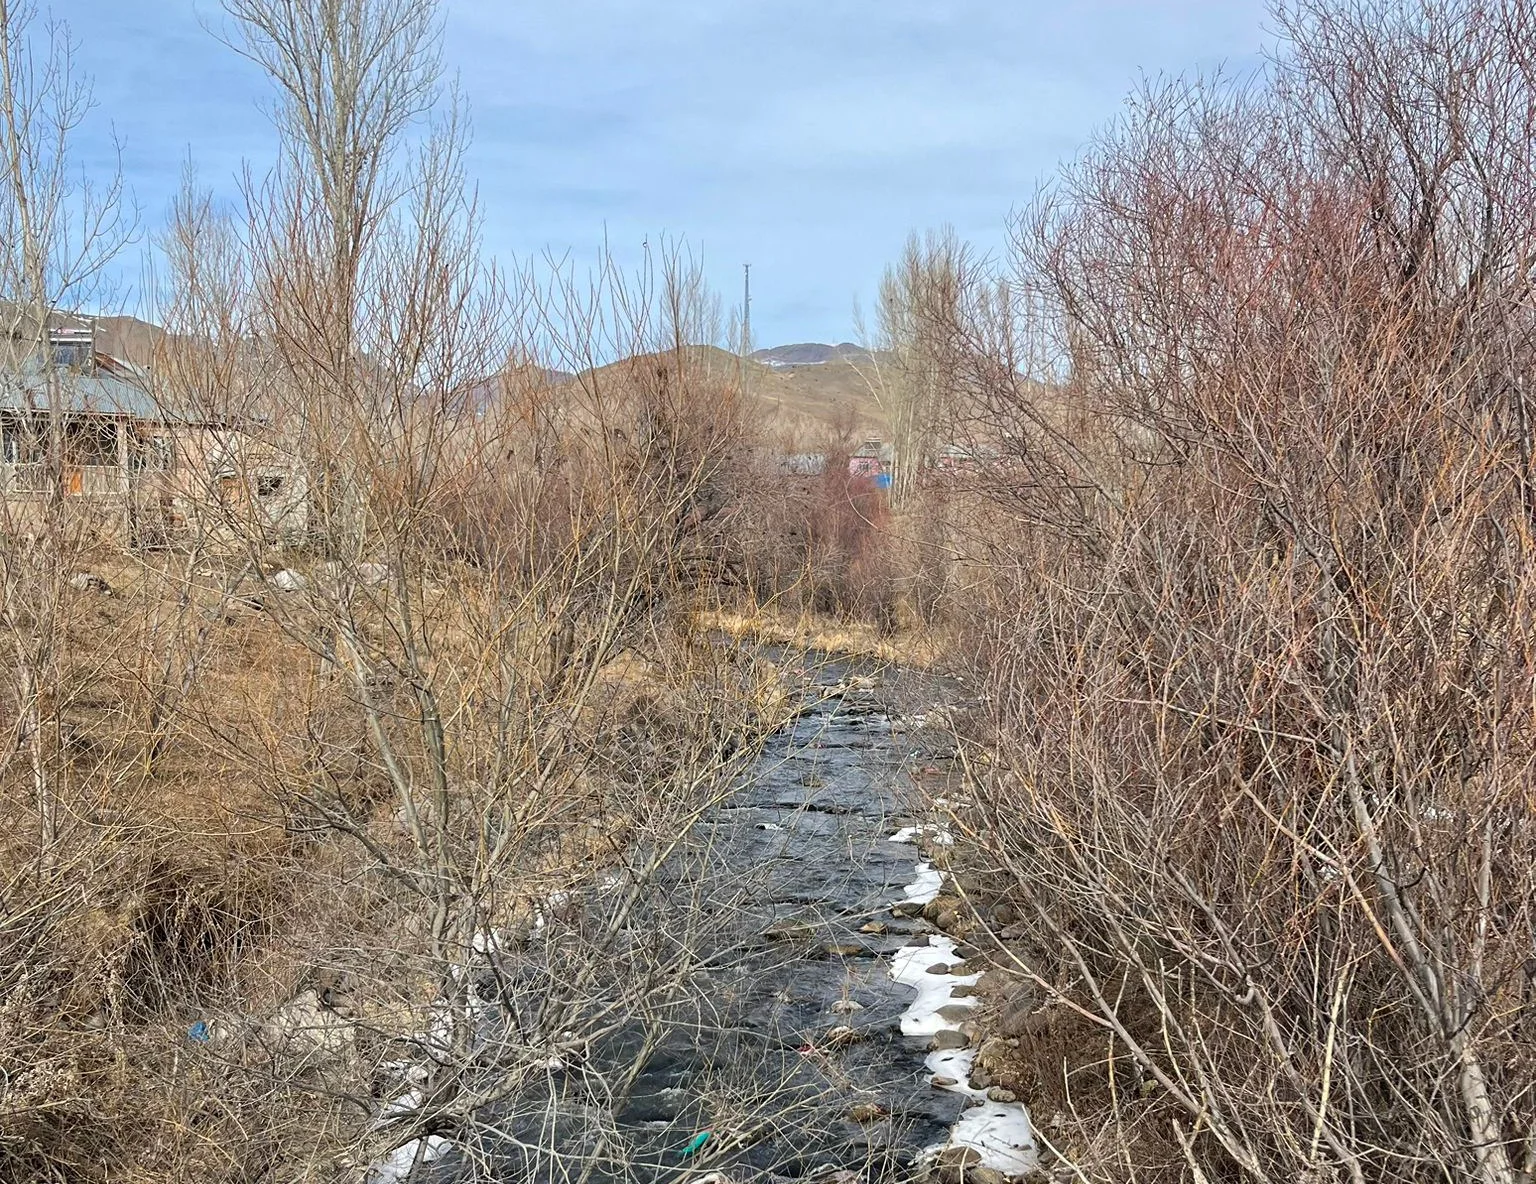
(740, 262, 752, 396)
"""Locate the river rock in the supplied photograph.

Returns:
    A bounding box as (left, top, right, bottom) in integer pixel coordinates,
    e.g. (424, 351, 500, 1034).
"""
(765, 920, 814, 941)
(966, 1168, 1007, 1184)
(985, 1087, 1017, 1104)
(934, 1146, 982, 1183)
(976, 1037, 1011, 1071)
(935, 908, 961, 932)
(929, 1029, 968, 1051)
(990, 902, 1017, 926)
(931, 1075, 960, 1089)
(926, 963, 952, 975)
(830, 998, 864, 1015)
(922, 896, 959, 923)
(995, 991, 1041, 1038)
(950, 984, 976, 998)
(892, 901, 926, 918)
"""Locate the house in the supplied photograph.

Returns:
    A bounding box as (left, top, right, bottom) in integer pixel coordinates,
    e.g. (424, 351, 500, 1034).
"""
(849, 440, 894, 491)
(932, 443, 995, 473)
(0, 313, 306, 545)
(848, 439, 894, 482)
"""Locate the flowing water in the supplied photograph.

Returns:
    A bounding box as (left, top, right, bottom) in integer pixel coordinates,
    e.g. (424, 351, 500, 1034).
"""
(423, 657, 984, 1183)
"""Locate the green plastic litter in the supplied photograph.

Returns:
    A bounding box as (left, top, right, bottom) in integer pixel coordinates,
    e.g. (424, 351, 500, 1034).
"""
(676, 1130, 712, 1159)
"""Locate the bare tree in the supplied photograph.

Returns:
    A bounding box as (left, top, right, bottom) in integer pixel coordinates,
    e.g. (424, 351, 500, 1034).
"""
(0, 0, 131, 853)
(864, 228, 966, 507)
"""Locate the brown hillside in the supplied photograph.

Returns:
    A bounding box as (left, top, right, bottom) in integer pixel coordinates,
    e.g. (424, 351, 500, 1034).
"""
(91, 317, 891, 443)
(578, 344, 887, 443)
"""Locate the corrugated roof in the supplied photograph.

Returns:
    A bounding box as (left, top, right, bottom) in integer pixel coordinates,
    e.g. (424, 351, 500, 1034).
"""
(0, 354, 168, 420)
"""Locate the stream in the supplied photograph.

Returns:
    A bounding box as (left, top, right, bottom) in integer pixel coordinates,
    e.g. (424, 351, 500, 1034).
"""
(389, 655, 1033, 1183)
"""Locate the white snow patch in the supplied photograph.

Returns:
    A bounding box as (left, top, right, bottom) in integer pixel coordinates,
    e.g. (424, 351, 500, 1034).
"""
(886, 846, 1038, 1179)
(597, 867, 633, 894)
(902, 862, 943, 904)
(889, 824, 954, 846)
(268, 568, 308, 592)
(890, 935, 979, 1037)
(926, 1046, 984, 1096)
(380, 1088, 421, 1119)
(367, 1135, 452, 1182)
(944, 1105, 1036, 1174)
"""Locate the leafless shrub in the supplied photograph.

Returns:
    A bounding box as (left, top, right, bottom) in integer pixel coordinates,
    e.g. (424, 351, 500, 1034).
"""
(904, 2, 1536, 1180)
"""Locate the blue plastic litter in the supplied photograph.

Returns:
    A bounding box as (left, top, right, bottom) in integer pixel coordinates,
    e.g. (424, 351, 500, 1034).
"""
(676, 1130, 711, 1159)
(187, 1020, 211, 1042)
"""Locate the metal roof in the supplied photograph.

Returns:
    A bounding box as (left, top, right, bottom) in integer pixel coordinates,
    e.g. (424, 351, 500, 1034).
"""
(0, 354, 170, 420)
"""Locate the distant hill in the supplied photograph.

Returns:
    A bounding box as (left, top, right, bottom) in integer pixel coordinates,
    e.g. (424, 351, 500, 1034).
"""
(95, 315, 168, 369)
(745, 343, 888, 438)
(752, 342, 873, 368)
(89, 313, 891, 441)
(546, 344, 885, 440)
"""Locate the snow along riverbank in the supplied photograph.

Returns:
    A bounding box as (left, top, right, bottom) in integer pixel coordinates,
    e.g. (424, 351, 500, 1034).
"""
(888, 830, 1037, 1179)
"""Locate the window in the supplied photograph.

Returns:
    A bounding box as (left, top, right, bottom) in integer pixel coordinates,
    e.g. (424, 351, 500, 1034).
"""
(63, 417, 119, 466)
(130, 431, 174, 473)
(256, 474, 285, 498)
(51, 342, 92, 371)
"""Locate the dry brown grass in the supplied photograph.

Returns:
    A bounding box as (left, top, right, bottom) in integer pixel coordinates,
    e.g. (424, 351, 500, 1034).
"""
(694, 603, 946, 668)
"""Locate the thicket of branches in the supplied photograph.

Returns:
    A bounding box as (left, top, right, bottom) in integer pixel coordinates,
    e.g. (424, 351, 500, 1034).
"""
(0, 1, 802, 1180)
(905, 1, 1536, 1180)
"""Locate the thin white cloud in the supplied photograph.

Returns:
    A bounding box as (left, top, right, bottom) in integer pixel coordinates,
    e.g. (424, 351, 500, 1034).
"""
(63, 0, 1269, 342)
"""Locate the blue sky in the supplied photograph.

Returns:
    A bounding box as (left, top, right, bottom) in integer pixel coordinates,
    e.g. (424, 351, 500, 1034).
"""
(67, 0, 1271, 346)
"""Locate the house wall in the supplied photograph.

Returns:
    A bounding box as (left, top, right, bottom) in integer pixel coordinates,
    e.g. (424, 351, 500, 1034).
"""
(0, 416, 310, 546)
